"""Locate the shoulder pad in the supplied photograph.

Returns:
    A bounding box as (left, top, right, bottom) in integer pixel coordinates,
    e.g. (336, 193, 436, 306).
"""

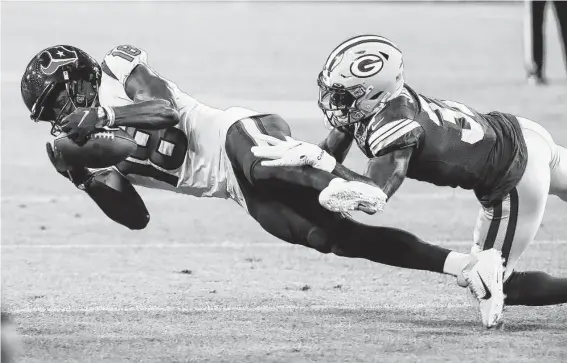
(101, 45, 148, 86)
(366, 104, 422, 157)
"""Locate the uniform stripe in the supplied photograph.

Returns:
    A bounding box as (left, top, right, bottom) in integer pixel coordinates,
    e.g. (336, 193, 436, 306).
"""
(370, 121, 420, 154)
(367, 119, 411, 146)
(327, 35, 401, 62)
(483, 202, 502, 250)
(491, 194, 511, 252)
(501, 188, 519, 265)
(251, 116, 269, 135)
(238, 118, 267, 146)
(101, 60, 118, 81)
(325, 35, 401, 70)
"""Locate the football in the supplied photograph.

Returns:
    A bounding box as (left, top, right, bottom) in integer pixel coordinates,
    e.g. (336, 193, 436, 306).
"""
(53, 128, 137, 169)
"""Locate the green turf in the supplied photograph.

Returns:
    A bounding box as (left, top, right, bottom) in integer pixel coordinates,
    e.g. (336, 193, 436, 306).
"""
(2, 1, 567, 362)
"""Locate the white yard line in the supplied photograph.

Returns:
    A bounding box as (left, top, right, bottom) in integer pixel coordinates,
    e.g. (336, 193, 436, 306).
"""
(2, 240, 565, 249)
(11, 302, 470, 315)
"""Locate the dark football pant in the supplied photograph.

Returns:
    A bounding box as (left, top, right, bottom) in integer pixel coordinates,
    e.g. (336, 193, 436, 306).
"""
(224, 114, 450, 272)
(505, 271, 567, 306)
(525, 0, 567, 78)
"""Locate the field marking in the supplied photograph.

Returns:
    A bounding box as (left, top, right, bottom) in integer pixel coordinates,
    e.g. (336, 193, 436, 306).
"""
(11, 302, 471, 315)
(2, 240, 565, 249)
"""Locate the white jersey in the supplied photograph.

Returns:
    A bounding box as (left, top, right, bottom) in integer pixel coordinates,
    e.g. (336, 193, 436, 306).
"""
(98, 45, 254, 210)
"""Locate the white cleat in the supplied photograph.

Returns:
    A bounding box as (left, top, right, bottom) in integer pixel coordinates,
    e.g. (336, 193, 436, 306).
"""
(318, 178, 387, 215)
(459, 248, 505, 329)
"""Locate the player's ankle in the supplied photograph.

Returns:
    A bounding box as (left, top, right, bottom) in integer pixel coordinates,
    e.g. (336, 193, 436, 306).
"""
(443, 251, 473, 277)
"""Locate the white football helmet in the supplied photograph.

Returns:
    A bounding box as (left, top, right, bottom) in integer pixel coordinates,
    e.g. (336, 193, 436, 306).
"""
(318, 35, 405, 128)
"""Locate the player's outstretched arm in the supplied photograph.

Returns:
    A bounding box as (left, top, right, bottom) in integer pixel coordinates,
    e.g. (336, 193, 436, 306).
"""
(108, 99, 179, 130)
(363, 148, 412, 200)
(251, 135, 380, 187)
(60, 98, 179, 144)
(318, 128, 354, 163)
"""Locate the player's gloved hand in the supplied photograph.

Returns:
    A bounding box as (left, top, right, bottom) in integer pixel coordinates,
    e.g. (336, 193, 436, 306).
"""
(60, 107, 108, 146)
(46, 142, 92, 188)
(251, 134, 337, 173)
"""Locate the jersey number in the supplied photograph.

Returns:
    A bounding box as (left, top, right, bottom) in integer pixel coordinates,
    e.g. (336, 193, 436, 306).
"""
(111, 45, 141, 62)
(116, 126, 189, 186)
(418, 96, 484, 144)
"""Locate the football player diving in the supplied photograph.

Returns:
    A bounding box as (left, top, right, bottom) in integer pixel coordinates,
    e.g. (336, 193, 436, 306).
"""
(22, 45, 507, 329)
(252, 35, 567, 328)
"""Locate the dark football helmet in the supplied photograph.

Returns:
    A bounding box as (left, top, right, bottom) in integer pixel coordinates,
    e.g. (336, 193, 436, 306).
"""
(20, 45, 102, 135)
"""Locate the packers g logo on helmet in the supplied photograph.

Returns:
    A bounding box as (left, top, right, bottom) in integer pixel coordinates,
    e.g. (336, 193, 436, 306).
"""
(350, 54, 384, 78)
(318, 35, 405, 128)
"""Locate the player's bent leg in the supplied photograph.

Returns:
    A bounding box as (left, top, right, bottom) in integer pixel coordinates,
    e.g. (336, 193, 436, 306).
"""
(470, 117, 555, 325)
(225, 114, 338, 192)
(493, 117, 567, 307)
(475, 119, 552, 281)
(83, 168, 150, 230)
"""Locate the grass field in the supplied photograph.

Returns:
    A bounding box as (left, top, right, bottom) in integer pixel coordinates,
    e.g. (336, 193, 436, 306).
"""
(2, 1, 567, 362)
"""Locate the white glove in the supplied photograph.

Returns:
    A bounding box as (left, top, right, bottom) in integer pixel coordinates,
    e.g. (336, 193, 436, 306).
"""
(250, 134, 337, 173)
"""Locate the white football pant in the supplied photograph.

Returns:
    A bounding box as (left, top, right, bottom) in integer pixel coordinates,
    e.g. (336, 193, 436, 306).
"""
(473, 117, 567, 281)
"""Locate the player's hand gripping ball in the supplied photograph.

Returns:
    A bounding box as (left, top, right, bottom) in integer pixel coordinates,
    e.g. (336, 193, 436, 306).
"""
(51, 128, 137, 169)
(60, 107, 107, 145)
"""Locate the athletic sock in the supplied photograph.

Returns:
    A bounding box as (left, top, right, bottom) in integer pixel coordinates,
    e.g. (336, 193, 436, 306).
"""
(443, 251, 474, 277)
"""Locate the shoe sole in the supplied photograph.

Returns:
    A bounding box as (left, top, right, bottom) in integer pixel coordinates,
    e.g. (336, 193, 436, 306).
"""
(319, 182, 385, 214)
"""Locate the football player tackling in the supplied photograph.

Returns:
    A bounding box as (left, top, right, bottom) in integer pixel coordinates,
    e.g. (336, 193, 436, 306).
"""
(253, 35, 567, 327)
(22, 45, 519, 329)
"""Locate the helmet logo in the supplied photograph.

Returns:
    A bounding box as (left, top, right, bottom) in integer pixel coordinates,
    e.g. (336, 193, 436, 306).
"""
(39, 46, 78, 75)
(350, 54, 383, 78)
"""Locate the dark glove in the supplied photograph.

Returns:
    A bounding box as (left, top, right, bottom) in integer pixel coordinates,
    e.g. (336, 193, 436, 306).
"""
(60, 107, 107, 145)
(46, 142, 92, 188)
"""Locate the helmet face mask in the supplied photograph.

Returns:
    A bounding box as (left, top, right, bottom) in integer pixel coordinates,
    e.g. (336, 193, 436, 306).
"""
(21, 45, 101, 136)
(318, 35, 405, 129)
(34, 78, 99, 136)
(318, 72, 368, 128)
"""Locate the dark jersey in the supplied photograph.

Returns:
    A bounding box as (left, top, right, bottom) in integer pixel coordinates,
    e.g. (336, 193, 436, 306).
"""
(349, 85, 528, 206)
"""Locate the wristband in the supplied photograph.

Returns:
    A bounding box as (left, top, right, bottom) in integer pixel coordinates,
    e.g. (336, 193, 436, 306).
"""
(98, 106, 116, 127)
